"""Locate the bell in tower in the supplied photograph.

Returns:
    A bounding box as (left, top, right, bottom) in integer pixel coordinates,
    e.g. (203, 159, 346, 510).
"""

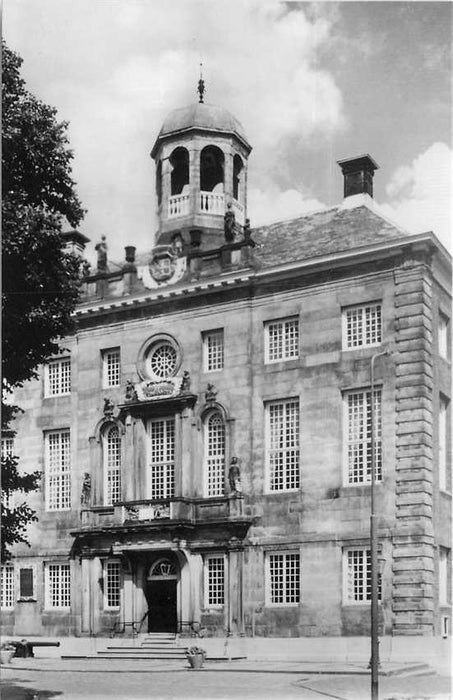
(150, 79, 252, 251)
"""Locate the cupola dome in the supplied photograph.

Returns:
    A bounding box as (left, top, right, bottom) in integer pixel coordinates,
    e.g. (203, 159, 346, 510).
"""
(151, 102, 250, 158)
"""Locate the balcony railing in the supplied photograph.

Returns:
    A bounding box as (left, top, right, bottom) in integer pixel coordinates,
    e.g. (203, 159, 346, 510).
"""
(200, 191, 224, 215)
(80, 495, 245, 529)
(168, 194, 190, 218)
(231, 199, 245, 225)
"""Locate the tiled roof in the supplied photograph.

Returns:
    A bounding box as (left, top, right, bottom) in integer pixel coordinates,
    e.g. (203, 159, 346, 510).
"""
(252, 204, 407, 268)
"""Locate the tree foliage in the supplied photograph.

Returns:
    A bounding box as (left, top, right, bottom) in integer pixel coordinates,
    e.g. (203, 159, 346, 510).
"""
(1, 41, 85, 561)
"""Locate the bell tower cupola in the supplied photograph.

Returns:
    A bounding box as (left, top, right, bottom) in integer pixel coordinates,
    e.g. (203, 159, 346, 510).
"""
(151, 79, 252, 248)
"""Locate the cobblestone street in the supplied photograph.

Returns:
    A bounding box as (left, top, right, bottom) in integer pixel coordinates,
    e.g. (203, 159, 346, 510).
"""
(1, 665, 451, 700)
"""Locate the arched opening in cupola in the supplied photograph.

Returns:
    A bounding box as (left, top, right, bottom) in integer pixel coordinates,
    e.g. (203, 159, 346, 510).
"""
(156, 160, 162, 204)
(233, 154, 243, 201)
(200, 146, 224, 193)
(170, 147, 189, 196)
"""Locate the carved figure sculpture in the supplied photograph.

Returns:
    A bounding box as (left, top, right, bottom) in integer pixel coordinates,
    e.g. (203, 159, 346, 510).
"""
(224, 203, 236, 243)
(95, 235, 108, 272)
(82, 260, 91, 277)
(180, 370, 191, 393)
(228, 457, 242, 493)
(80, 473, 91, 506)
(125, 380, 137, 402)
(243, 218, 251, 241)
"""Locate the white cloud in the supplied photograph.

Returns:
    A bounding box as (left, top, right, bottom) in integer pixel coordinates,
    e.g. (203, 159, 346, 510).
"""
(380, 142, 452, 251)
(248, 187, 326, 227)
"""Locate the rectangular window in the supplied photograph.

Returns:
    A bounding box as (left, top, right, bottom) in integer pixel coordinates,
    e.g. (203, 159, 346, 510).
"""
(266, 398, 300, 491)
(343, 303, 382, 350)
(439, 397, 448, 491)
(203, 330, 224, 372)
(439, 547, 449, 605)
(44, 357, 71, 397)
(265, 318, 299, 363)
(344, 389, 382, 485)
(1, 565, 15, 609)
(267, 552, 300, 605)
(102, 348, 121, 388)
(149, 418, 175, 499)
(45, 430, 71, 510)
(439, 313, 449, 359)
(105, 561, 121, 609)
(205, 556, 225, 607)
(45, 563, 71, 608)
(343, 548, 382, 604)
(19, 568, 34, 599)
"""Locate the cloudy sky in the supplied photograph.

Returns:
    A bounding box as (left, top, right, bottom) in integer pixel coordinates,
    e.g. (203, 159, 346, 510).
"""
(4, 0, 452, 263)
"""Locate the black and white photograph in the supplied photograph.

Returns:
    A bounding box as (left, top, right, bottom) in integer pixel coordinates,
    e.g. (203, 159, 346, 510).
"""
(1, 1, 451, 699)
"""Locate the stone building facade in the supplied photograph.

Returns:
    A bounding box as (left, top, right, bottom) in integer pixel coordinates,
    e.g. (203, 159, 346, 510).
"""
(1, 95, 451, 645)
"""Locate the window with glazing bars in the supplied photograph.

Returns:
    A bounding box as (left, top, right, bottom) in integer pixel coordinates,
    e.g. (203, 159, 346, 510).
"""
(105, 561, 121, 608)
(266, 399, 300, 491)
(149, 418, 175, 499)
(344, 548, 381, 604)
(205, 556, 224, 606)
(1, 565, 15, 609)
(203, 330, 224, 372)
(45, 563, 71, 608)
(45, 357, 71, 396)
(439, 397, 448, 492)
(104, 425, 121, 505)
(343, 303, 381, 349)
(45, 430, 71, 510)
(265, 318, 299, 363)
(268, 553, 300, 605)
(102, 348, 121, 387)
(345, 389, 382, 484)
(205, 412, 225, 496)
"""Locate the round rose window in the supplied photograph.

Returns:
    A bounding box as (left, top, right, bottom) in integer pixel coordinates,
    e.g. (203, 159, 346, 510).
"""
(148, 341, 177, 379)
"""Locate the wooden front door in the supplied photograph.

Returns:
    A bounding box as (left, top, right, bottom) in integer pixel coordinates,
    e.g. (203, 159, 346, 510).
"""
(146, 579, 177, 633)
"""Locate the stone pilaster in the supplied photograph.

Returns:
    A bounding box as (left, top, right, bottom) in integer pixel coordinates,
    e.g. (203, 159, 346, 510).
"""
(393, 248, 435, 635)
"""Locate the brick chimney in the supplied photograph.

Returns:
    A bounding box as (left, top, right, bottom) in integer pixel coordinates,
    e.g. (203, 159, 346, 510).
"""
(337, 154, 379, 199)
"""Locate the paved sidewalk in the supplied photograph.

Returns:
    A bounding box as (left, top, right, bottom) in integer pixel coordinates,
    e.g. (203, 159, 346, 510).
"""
(0, 656, 438, 677)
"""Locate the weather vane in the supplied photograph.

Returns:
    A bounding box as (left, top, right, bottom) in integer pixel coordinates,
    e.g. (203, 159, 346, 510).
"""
(198, 61, 205, 104)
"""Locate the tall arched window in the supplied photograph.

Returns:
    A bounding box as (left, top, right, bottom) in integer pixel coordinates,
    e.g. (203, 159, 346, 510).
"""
(204, 411, 225, 497)
(170, 147, 189, 195)
(200, 146, 224, 192)
(233, 154, 243, 200)
(156, 160, 162, 204)
(104, 425, 121, 505)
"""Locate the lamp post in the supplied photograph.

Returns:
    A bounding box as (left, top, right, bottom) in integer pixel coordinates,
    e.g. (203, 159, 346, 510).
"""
(370, 350, 389, 700)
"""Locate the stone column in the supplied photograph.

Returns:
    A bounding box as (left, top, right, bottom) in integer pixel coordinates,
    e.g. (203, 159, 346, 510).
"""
(80, 557, 93, 634)
(123, 413, 135, 501)
(393, 245, 435, 635)
(227, 542, 245, 636)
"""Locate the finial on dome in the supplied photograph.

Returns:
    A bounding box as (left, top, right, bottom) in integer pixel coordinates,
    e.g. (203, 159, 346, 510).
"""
(198, 61, 205, 104)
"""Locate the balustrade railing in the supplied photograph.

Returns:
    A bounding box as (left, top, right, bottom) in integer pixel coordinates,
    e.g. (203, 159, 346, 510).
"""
(168, 194, 190, 218)
(200, 191, 224, 215)
(231, 199, 245, 225)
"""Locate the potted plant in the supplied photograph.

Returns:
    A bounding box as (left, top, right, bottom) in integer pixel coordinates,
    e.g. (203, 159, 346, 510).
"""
(0, 643, 16, 665)
(185, 645, 206, 669)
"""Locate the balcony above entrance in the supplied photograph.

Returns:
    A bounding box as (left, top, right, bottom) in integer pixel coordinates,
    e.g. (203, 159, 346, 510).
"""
(77, 494, 254, 544)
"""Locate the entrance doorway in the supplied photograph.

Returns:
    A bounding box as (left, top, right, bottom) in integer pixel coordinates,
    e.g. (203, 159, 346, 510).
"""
(145, 558, 178, 633)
